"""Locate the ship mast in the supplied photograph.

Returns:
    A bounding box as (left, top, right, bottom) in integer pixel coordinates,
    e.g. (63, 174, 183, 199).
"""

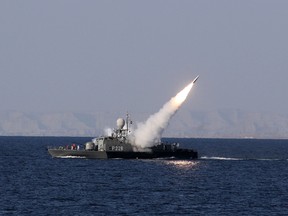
(126, 112, 129, 133)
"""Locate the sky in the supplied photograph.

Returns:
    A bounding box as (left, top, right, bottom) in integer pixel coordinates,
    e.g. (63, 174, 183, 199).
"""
(1, 0, 288, 115)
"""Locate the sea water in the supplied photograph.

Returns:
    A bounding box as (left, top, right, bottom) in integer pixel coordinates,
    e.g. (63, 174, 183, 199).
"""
(0, 137, 288, 215)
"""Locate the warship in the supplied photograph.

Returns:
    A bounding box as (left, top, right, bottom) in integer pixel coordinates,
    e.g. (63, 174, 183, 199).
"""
(48, 76, 200, 160)
(47, 114, 198, 160)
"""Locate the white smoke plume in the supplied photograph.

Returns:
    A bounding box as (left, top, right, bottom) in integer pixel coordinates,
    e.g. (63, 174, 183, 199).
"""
(129, 81, 195, 151)
(104, 127, 113, 136)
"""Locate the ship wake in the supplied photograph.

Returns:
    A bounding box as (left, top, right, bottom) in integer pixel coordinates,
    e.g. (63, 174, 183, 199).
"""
(201, 156, 286, 161)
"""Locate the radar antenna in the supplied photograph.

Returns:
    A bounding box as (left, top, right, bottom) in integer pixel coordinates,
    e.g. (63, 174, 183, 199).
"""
(126, 112, 133, 134)
(126, 112, 129, 132)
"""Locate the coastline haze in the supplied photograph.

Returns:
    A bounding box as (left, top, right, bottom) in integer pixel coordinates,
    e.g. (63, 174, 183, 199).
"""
(1, 1, 288, 137)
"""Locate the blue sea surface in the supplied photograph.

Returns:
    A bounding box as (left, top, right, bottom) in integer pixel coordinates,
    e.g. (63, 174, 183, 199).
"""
(0, 137, 288, 215)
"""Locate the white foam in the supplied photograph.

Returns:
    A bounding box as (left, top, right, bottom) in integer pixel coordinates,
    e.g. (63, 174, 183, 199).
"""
(57, 156, 86, 159)
(201, 156, 286, 161)
(201, 156, 243, 161)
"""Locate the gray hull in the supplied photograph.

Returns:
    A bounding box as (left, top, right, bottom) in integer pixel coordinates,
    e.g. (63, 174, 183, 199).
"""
(48, 149, 198, 160)
(48, 149, 108, 159)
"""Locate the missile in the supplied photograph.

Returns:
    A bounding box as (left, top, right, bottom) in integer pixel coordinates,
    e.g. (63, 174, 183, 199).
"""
(192, 75, 199, 84)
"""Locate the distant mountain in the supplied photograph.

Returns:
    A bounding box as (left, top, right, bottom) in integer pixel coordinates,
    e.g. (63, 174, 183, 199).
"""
(0, 109, 288, 138)
(165, 109, 288, 138)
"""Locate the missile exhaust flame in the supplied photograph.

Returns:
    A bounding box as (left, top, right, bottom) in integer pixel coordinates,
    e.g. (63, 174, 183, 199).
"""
(130, 76, 199, 150)
(173, 82, 194, 106)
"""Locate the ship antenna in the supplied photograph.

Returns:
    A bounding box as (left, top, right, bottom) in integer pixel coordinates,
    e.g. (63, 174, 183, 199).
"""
(126, 112, 129, 132)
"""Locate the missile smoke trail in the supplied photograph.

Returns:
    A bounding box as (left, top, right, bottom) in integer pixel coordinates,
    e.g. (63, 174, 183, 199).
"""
(130, 77, 198, 151)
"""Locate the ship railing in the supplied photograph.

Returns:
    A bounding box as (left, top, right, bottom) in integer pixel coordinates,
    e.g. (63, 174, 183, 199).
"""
(47, 145, 81, 150)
